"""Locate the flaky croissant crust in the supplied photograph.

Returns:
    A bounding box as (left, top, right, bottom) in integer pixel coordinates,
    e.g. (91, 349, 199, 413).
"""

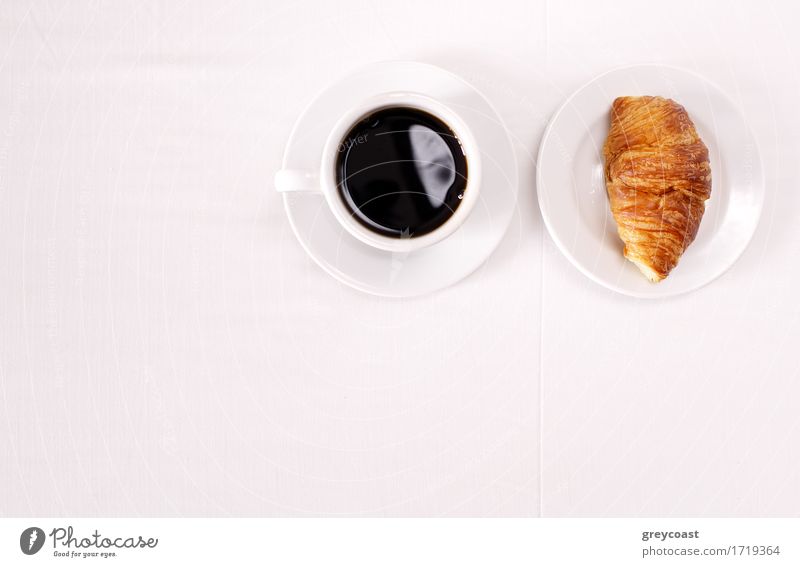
(603, 96, 712, 282)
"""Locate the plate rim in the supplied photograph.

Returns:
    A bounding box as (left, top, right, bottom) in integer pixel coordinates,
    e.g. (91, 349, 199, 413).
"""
(279, 60, 519, 298)
(536, 62, 765, 299)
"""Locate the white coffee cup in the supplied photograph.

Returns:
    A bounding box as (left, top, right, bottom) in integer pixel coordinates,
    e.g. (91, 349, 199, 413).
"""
(274, 91, 481, 253)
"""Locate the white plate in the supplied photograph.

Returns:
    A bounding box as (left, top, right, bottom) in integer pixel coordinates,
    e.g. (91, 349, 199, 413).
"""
(537, 64, 764, 298)
(279, 61, 518, 297)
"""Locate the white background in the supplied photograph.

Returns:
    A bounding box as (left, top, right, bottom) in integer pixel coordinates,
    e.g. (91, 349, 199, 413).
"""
(0, 0, 798, 516)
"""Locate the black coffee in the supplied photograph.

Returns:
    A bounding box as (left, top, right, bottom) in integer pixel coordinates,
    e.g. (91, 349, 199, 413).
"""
(335, 106, 468, 238)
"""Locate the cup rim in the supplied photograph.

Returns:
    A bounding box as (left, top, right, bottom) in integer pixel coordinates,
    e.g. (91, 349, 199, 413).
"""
(319, 91, 482, 253)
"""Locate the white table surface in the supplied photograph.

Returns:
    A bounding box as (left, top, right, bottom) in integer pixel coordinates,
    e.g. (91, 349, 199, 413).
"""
(1, 0, 798, 516)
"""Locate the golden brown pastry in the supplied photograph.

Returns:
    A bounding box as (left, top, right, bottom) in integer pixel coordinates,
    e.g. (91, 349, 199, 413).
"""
(603, 96, 711, 282)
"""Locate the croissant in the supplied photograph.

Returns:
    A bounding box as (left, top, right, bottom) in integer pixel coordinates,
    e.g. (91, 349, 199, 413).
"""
(603, 96, 712, 282)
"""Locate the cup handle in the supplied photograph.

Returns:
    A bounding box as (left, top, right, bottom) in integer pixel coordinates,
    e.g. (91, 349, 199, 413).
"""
(274, 169, 322, 193)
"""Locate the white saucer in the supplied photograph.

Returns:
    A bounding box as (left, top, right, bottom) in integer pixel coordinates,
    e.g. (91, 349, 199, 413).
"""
(279, 61, 518, 297)
(537, 64, 764, 298)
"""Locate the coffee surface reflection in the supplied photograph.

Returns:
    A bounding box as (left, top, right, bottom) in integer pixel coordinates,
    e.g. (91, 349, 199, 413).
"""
(336, 107, 468, 238)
